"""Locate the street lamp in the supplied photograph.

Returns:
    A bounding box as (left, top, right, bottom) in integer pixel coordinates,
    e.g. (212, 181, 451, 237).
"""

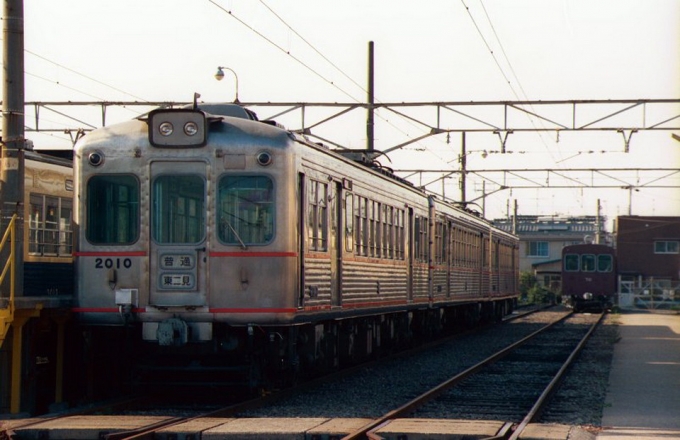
(214, 66, 239, 103)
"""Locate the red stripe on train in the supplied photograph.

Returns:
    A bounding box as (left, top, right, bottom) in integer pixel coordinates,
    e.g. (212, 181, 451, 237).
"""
(210, 252, 297, 257)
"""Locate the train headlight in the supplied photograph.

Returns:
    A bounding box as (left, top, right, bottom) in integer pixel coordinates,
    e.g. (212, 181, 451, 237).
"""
(148, 109, 207, 147)
(184, 121, 199, 136)
(159, 122, 174, 136)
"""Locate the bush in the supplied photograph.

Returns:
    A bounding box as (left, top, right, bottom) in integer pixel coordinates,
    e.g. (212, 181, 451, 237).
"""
(519, 272, 537, 301)
(528, 285, 557, 304)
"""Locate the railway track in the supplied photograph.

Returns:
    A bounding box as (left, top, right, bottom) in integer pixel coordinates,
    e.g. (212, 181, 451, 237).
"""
(2, 307, 605, 440)
(343, 310, 605, 439)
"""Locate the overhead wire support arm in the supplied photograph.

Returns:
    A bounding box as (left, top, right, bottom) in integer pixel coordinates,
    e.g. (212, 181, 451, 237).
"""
(618, 128, 638, 153)
(493, 129, 513, 153)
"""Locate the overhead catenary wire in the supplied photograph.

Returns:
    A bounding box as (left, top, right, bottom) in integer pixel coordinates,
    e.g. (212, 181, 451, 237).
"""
(25, 49, 150, 103)
(215, 0, 453, 165)
(257, 0, 367, 98)
(462, 0, 586, 208)
(208, 0, 358, 103)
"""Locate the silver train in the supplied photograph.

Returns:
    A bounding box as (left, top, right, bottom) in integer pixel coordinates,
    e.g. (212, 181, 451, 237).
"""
(72, 103, 519, 387)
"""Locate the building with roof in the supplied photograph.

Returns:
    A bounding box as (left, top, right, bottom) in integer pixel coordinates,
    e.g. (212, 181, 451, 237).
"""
(493, 215, 609, 292)
(614, 216, 680, 309)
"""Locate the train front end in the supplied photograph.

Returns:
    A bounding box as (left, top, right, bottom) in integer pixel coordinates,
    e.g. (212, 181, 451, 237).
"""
(561, 244, 617, 311)
(73, 105, 300, 349)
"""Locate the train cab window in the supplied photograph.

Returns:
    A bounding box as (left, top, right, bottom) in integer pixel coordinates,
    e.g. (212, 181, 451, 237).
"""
(597, 254, 613, 272)
(218, 175, 274, 245)
(87, 175, 139, 244)
(581, 254, 596, 272)
(153, 175, 205, 244)
(564, 254, 579, 272)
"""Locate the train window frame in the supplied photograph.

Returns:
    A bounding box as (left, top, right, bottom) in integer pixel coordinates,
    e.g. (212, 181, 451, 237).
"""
(597, 254, 613, 272)
(355, 196, 368, 256)
(29, 193, 73, 256)
(344, 193, 354, 253)
(307, 179, 328, 252)
(86, 174, 140, 245)
(152, 174, 206, 245)
(217, 174, 275, 246)
(581, 254, 596, 272)
(394, 208, 404, 260)
(564, 253, 579, 272)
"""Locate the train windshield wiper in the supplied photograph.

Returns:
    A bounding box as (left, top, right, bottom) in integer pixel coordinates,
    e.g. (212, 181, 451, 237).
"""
(223, 218, 248, 250)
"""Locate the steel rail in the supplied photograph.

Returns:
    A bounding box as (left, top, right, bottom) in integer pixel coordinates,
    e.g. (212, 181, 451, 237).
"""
(506, 312, 607, 440)
(99, 307, 553, 440)
(342, 310, 574, 440)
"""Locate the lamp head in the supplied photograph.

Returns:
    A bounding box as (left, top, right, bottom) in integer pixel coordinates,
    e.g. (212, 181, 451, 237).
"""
(214, 67, 225, 81)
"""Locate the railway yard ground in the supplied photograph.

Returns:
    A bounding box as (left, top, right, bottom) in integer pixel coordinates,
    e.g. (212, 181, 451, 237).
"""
(1, 308, 678, 440)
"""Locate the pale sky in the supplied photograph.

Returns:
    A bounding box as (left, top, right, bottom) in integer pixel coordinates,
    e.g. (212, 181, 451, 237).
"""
(5, 0, 680, 227)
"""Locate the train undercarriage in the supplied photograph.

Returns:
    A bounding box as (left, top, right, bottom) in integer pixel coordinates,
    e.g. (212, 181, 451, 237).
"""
(79, 299, 515, 399)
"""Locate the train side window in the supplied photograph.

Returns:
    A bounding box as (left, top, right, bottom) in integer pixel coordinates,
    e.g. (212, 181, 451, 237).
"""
(355, 196, 368, 256)
(581, 254, 596, 272)
(29, 194, 73, 256)
(86, 175, 139, 244)
(394, 208, 404, 260)
(218, 175, 274, 245)
(597, 254, 613, 272)
(307, 179, 328, 251)
(564, 254, 579, 272)
(344, 193, 354, 253)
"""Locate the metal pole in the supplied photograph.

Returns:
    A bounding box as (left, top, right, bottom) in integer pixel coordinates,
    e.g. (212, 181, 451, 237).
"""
(366, 41, 374, 152)
(459, 132, 466, 203)
(596, 198, 601, 244)
(482, 181, 486, 218)
(2, 0, 25, 301)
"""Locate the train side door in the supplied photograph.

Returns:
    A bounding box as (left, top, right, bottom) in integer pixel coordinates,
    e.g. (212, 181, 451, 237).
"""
(329, 181, 343, 307)
(149, 161, 208, 307)
(407, 207, 414, 302)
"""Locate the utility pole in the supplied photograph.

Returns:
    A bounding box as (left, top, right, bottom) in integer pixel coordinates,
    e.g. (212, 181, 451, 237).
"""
(2, 0, 26, 295)
(366, 41, 374, 152)
(596, 199, 601, 244)
(459, 132, 466, 203)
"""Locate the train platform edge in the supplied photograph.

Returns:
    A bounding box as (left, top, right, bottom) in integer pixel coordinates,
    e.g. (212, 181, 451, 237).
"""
(597, 309, 680, 439)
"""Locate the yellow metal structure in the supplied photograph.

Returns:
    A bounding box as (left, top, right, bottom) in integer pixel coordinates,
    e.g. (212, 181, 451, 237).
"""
(0, 214, 17, 348)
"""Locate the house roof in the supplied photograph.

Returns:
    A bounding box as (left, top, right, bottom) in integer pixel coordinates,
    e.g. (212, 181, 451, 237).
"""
(492, 215, 605, 236)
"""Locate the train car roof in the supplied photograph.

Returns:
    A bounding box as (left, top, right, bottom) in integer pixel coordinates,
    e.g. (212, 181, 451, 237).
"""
(26, 149, 73, 166)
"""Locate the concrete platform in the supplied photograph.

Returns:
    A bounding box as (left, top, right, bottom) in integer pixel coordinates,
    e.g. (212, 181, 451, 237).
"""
(597, 310, 680, 439)
(201, 418, 328, 439)
(373, 419, 508, 439)
(6, 415, 175, 439)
